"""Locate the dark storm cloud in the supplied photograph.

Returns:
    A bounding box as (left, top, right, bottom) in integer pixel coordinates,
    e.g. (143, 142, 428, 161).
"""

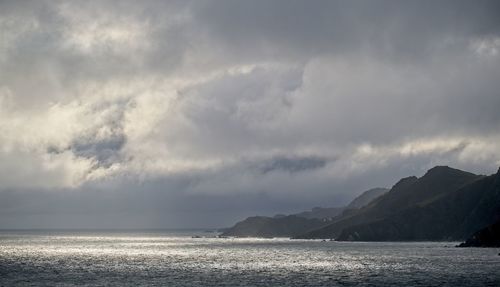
(259, 156, 328, 174)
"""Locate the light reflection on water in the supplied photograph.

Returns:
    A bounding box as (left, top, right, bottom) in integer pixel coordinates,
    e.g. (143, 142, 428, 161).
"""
(0, 231, 499, 286)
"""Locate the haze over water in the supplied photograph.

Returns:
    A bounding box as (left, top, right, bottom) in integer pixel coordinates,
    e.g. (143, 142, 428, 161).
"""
(1, 230, 499, 286)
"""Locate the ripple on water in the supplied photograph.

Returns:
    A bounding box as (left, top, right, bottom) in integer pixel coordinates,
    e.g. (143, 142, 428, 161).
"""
(0, 232, 499, 286)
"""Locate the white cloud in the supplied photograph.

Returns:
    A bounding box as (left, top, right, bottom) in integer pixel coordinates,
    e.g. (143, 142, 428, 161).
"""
(57, 2, 152, 55)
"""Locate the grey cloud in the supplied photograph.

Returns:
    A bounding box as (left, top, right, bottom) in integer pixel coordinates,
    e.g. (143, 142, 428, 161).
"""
(157, 64, 303, 158)
(2, 145, 496, 229)
(70, 134, 126, 168)
(0, 0, 192, 108)
(71, 101, 129, 168)
(45, 99, 129, 168)
(259, 156, 328, 174)
(194, 0, 500, 61)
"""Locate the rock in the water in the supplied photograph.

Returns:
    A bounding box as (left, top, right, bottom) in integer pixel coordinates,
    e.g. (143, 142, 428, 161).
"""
(458, 220, 500, 247)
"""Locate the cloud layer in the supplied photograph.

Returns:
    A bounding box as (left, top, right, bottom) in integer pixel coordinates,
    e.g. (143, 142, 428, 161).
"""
(1, 0, 500, 228)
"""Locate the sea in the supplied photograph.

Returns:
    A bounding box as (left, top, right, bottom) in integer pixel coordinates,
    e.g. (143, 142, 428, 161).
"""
(0, 230, 499, 286)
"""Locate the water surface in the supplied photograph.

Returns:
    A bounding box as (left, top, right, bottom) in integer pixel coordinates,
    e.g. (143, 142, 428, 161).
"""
(0, 230, 499, 286)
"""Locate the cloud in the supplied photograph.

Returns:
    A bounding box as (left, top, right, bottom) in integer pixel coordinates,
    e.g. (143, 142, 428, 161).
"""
(193, 0, 500, 62)
(0, 0, 499, 228)
(259, 156, 328, 174)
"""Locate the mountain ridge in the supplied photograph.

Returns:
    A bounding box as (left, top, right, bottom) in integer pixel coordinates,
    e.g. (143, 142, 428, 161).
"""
(222, 165, 500, 241)
(299, 166, 494, 240)
(221, 186, 389, 237)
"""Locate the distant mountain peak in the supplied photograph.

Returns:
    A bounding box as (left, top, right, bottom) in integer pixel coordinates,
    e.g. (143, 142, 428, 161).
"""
(391, 176, 418, 190)
(293, 206, 345, 219)
(428, 165, 452, 170)
(224, 165, 496, 241)
(347, 187, 389, 209)
(423, 165, 472, 177)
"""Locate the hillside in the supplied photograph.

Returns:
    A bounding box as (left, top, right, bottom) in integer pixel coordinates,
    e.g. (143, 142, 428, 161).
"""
(222, 165, 500, 241)
(222, 187, 388, 237)
(346, 188, 389, 209)
(299, 166, 498, 240)
(293, 207, 345, 219)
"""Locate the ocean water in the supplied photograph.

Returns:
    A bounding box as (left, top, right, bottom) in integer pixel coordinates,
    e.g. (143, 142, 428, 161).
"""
(0, 230, 499, 286)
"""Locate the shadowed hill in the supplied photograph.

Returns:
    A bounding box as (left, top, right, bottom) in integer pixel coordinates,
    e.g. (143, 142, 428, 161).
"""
(221, 187, 389, 237)
(293, 206, 345, 219)
(299, 166, 498, 241)
(297, 166, 482, 239)
(222, 165, 500, 241)
(347, 188, 389, 209)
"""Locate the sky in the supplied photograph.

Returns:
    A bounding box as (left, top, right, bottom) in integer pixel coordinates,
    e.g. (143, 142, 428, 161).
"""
(1, 0, 500, 229)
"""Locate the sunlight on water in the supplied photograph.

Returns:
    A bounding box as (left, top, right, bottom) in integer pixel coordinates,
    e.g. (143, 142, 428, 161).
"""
(0, 231, 499, 286)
